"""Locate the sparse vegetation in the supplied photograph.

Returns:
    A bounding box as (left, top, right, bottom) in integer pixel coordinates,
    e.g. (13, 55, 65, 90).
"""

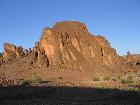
(31, 76, 43, 84)
(128, 87, 140, 91)
(112, 78, 117, 81)
(126, 76, 134, 84)
(58, 76, 63, 80)
(21, 80, 31, 86)
(121, 79, 126, 84)
(103, 76, 110, 81)
(117, 75, 122, 80)
(21, 76, 43, 86)
(119, 75, 135, 85)
(95, 83, 107, 89)
(93, 77, 100, 81)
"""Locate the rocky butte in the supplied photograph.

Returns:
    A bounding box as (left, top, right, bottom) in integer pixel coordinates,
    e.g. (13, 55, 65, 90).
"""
(0, 21, 139, 82)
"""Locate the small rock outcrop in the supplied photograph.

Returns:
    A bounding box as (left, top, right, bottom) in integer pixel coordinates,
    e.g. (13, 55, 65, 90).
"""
(3, 43, 25, 59)
(125, 51, 133, 63)
(123, 52, 140, 67)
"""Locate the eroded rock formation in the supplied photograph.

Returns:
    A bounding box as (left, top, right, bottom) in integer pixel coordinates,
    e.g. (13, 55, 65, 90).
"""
(124, 52, 140, 66)
(3, 43, 25, 59)
(35, 21, 125, 70)
(1, 21, 132, 71)
(2, 43, 49, 67)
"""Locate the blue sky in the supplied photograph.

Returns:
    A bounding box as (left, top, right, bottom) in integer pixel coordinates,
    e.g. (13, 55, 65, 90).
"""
(0, 0, 140, 55)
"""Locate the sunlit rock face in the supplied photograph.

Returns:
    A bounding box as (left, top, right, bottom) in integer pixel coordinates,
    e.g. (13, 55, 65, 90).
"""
(1, 21, 126, 70)
(123, 52, 140, 66)
(3, 43, 25, 59)
(125, 51, 133, 63)
(26, 42, 49, 67)
(38, 21, 124, 70)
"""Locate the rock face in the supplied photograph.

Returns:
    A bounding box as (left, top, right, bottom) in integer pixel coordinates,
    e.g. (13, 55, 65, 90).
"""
(36, 21, 124, 70)
(125, 51, 133, 63)
(132, 54, 140, 65)
(32, 42, 49, 67)
(3, 43, 49, 67)
(3, 43, 25, 59)
(1, 21, 129, 71)
(124, 52, 140, 66)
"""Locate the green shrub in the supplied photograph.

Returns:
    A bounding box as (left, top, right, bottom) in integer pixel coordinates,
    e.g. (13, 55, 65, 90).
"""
(127, 76, 133, 81)
(121, 79, 126, 84)
(127, 80, 134, 84)
(121, 77, 134, 85)
(93, 77, 100, 81)
(112, 78, 117, 81)
(58, 76, 63, 80)
(126, 76, 134, 84)
(21, 76, 43, 86)
(21, 80, 30, 86)
(116, 75, 132, 84)
(103, 76, 110, 81)
(31, 76, 43, 84)
(117, 75, 122, 80)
